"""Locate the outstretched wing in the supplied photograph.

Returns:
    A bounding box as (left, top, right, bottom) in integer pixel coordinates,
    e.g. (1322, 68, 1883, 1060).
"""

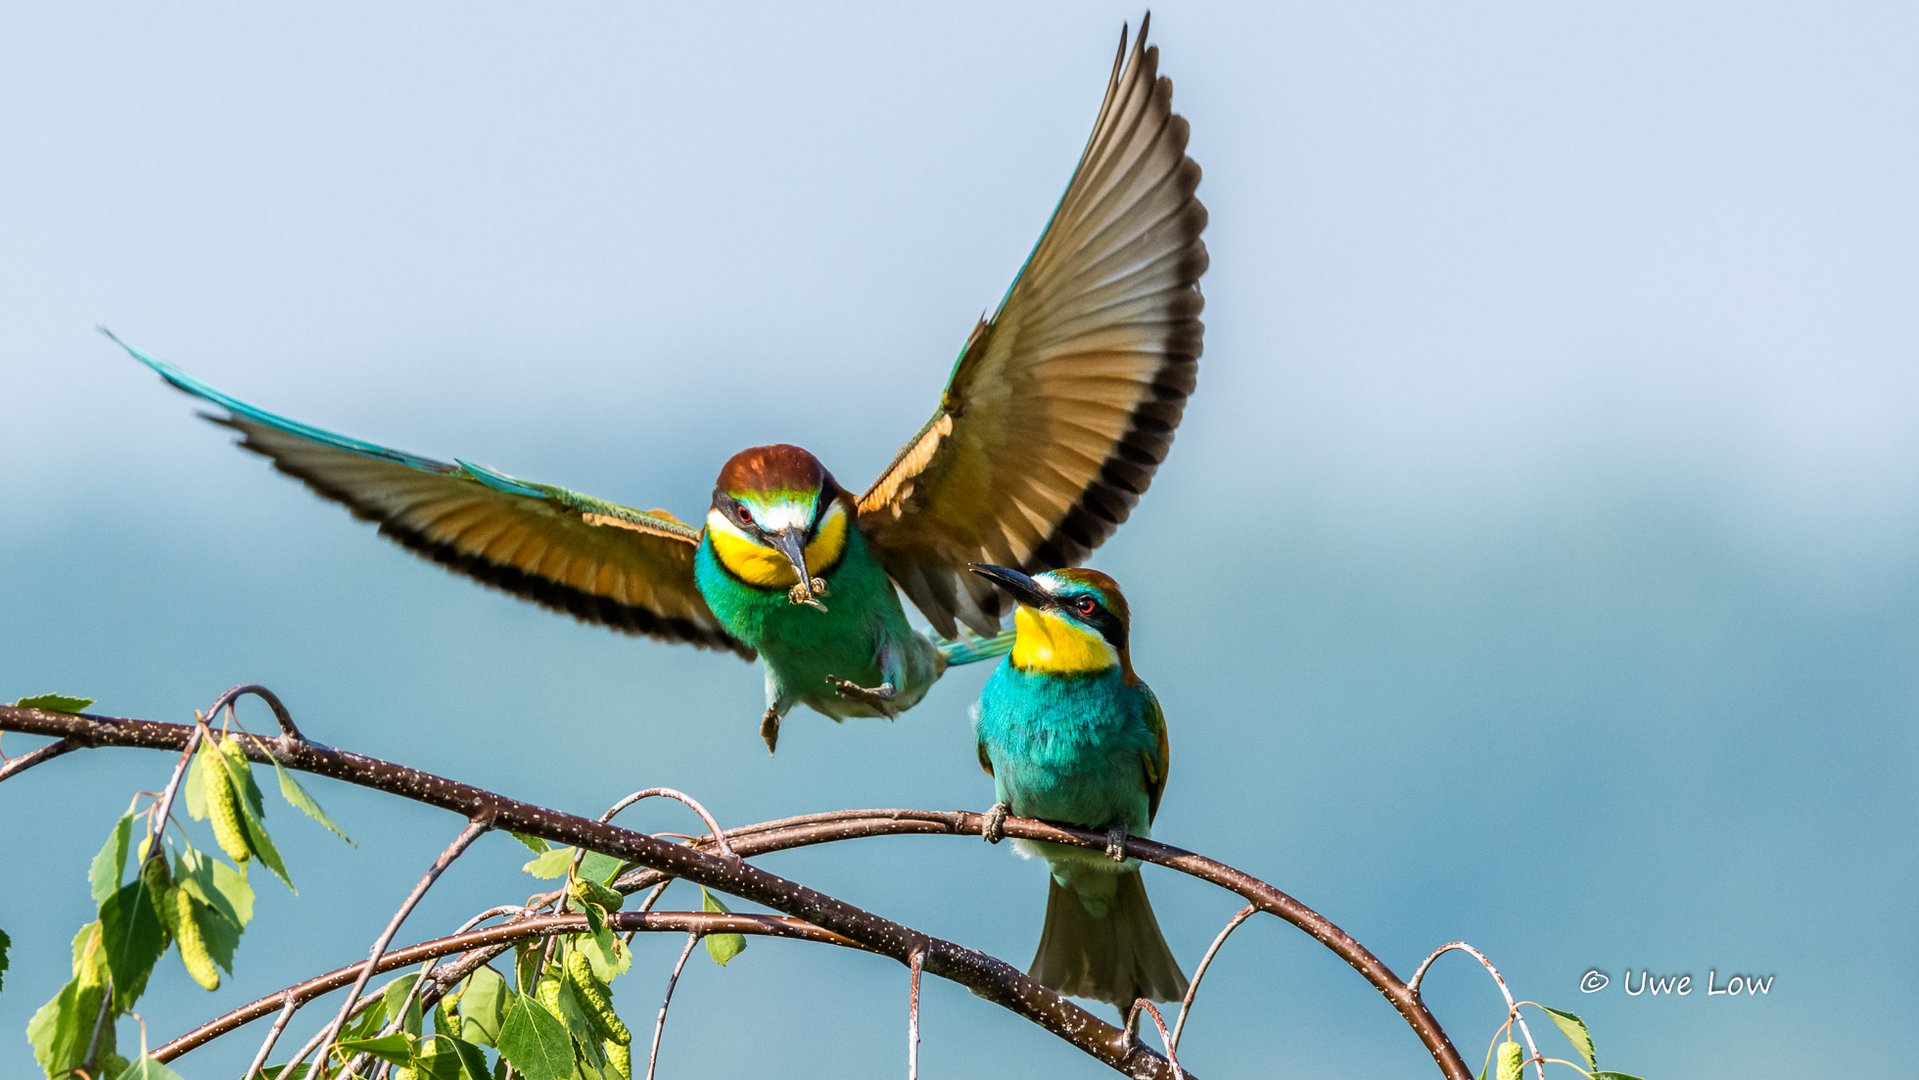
(116, 335, 751, 658)
(857, 16, 1206, 638)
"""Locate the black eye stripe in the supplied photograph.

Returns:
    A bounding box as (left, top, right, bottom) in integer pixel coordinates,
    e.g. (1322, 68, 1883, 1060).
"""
(1056, 592, 1126, 649)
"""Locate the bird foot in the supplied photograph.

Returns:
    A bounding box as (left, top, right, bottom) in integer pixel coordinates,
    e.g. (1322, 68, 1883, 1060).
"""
(825, 676, 896, 709)
(786, 578, 830, 610)
(760, 708, 782, 756)
(1105, 825, 1129, 862)
(981, 803, 1010, 844)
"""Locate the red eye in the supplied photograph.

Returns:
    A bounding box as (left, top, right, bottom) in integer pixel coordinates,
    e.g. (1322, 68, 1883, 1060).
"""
(737, 506, 753, 525)
(1074, 596, 1097, 616)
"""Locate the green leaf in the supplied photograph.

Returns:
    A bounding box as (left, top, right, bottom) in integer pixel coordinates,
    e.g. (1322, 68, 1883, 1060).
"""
(1592, 1074, 1647, 1080)
(15, 692, 94, 712)
(28, 980, 102, 1076)
(448, 1037, 495, 1080)
(260, 1065, 311, 1080)
(339, 989, 391, 1042)
(521, 847, 574, 879)
(184, 739, 214, 821)
(91, 812, 137, 905)
(509, 832, 549, 853)
(337, 1031, 415, 1066)
(579, 923, 630, 982)
(497, 990, 575, 1080)
(414, 1036, 495, 1080)
(382, 974, 424, 1038)
(71, 921, 109, 983)
(175, 844, 255, 927)
(1539, 1005, 1597, 1070)
(0, 926, 9, 993)
(581, 851, 623, 884)
(100, 878, 169, 1003)
(413, 1039, 474, 1080)
(271, 755, 355, 844)
(114, 1053, 188, 1080)
(456, 966, 508, 1047)
(700, 887, 746, 967)
(27, 982, 86, 1074)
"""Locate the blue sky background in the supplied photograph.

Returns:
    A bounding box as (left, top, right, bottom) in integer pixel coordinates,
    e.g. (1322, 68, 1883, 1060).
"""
(3, 4, 1915, 1077)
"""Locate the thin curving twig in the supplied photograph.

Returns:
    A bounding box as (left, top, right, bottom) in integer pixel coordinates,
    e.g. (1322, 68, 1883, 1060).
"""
(907, 946, 925, 1080)
(599, 787, 737, 860)
(0, 737, 76, 782)
(1407, 942, 1544, 1080)
(300, 815, 493, 1075)
(242, 993, 300, 1080)
(204, 684, 304, 741)
(1125, 1000, 1185, 1080)
(645, 933, 702, 1080)
(1169, 903, 1257, 1053)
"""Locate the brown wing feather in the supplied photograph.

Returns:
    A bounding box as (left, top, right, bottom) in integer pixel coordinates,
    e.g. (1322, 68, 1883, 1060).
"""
(218, 416, 751, 657)
(858, 16, 1206, 636)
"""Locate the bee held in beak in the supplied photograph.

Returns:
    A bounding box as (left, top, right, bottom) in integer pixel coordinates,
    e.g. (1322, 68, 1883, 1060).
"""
(773, 528, 829, 610)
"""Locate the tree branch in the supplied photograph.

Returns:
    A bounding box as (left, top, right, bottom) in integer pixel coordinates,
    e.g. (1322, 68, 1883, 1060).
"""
(0, 737, 76, 782)
(603, 808, 1468, 1080)
(1, 705, 1196, 1080)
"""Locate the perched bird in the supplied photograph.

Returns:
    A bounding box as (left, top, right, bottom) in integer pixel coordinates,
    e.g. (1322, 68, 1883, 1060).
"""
(116, 15, 1206, 753)
(969, 563, 1187, 1007)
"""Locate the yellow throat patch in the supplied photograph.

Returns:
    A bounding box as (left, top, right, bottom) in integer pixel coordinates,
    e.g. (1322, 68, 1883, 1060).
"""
(705, 503, 848, 588)
(1011, 605, 1119, 674)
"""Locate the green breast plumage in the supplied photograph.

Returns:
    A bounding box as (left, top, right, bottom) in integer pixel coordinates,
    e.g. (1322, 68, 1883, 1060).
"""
(694, 523, 935, 718)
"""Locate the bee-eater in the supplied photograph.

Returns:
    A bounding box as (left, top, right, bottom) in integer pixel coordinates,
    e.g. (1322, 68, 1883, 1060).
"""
(116, 15, 1206, 753)
(969, 563, 1187, 1007)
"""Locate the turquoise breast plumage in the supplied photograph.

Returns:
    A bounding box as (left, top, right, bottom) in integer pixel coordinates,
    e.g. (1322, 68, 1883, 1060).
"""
(970, 564, 1187, 1008)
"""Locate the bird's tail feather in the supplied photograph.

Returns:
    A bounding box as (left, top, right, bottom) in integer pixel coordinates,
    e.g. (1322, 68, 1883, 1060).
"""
(936, 628, 1017, 667)
(1030, 870, 1187, 1007)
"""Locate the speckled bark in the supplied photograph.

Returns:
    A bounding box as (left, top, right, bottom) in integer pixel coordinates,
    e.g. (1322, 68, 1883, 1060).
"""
(2, 704, 1471, 1079)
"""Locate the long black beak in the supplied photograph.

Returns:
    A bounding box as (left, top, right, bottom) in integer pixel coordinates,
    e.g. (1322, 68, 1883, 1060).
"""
(967, 563, 1050, 609)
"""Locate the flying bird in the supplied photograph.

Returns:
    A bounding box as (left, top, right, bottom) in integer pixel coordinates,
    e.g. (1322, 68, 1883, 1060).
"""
(117, 16, 1205, 753)
(969, 564, 1187, 1007)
